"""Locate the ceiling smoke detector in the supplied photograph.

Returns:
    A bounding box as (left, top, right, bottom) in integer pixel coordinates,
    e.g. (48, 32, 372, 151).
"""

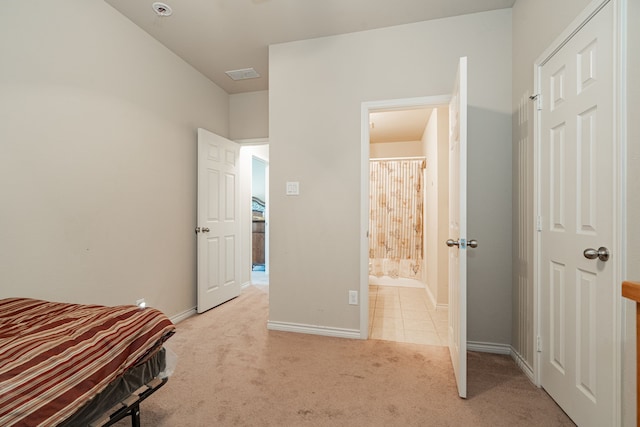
(152, 2, 172, 17)
(225, 68, 261, 81)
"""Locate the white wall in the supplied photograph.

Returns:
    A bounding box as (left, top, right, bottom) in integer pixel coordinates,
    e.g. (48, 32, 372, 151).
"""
(0, 0, 229, 319)
(269, 9, 512, 343)
(430, 107, 450, 307)
(252, 158, 267, 202)
(369, 140, 423, 158)
(424, 111, 438, 301)
(423, 109, 450, 306)
(230, 91, 269, 140)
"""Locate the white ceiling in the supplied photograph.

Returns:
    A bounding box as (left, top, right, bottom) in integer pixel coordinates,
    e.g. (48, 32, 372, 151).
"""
(369, 109, 433, 144)
(104, 0, 516, 95)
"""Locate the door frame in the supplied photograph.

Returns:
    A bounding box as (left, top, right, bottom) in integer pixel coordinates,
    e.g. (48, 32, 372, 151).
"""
(237, 139, 269, 286)
(360, 95, 451, 339)
(532, 0, 627, 423)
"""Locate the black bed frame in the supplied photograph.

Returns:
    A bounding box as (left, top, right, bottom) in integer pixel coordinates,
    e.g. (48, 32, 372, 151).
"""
(89, 377, 167, 427)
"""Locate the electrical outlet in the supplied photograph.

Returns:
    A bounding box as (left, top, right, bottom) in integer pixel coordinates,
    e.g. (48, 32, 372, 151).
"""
(348, 290, 358, 305)
(136, 298, 146, 309)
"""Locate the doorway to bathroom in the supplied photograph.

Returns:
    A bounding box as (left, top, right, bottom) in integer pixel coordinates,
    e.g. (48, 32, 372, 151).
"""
(364, 100, 451, 347)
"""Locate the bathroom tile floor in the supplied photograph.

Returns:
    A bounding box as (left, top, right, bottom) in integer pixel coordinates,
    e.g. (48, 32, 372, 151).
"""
(369, 285, 447, 346)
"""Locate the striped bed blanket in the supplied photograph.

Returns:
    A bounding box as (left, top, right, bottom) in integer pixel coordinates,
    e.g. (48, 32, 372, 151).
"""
(0, 297, 175, 427)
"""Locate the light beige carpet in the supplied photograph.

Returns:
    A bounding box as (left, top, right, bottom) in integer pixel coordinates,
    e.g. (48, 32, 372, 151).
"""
(115, 285, 574, 426)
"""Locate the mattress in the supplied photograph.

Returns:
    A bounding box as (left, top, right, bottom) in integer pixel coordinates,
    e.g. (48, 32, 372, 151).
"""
(0, 297, 175, 427)
(59, 347, 167, 426)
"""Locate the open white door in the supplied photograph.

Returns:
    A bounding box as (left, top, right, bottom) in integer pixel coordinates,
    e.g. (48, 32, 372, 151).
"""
(446, 56, 468, 399)
(197, 128, 242, 313)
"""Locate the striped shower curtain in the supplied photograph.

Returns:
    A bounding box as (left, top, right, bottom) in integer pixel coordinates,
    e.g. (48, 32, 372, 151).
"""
(369, 159, 424, 279)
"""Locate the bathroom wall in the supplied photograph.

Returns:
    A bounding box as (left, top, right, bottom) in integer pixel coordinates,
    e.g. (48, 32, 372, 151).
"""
(423, 106, 449, 306)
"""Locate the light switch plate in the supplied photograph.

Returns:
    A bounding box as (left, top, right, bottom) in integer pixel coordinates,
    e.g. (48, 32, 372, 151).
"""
(286, 181, 299, 195)
(348, 290, 358, 305)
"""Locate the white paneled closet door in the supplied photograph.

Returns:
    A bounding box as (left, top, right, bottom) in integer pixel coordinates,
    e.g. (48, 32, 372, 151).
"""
(538, 2, 616, 425)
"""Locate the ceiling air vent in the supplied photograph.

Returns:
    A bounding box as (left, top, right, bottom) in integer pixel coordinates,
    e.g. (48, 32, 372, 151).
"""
(225, 68, 260, 81)
(152, 2, 172, 17)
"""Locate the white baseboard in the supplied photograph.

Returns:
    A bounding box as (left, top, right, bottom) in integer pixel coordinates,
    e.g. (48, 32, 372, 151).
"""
(467, 341, 511, 355)
(424, 284, 438, 308)
(510, 347, 536, 385)
(267, 321, 361, 339)
(241, 281, 252, 289)
(368, 275, 424, 288)
(170, 307, 196, 324)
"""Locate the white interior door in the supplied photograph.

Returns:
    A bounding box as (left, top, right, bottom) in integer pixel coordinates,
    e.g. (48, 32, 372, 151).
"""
(447, 56, 468, 399)
(197, 128, 242, 313)
(538, 2, 615, 425)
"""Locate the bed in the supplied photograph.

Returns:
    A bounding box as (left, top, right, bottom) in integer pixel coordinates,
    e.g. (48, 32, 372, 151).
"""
(0, 297, 176, 427)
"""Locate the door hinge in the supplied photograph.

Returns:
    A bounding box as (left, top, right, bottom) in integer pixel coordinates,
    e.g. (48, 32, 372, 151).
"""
(536, 335, 542, 353)
(536, 215, 542, 232)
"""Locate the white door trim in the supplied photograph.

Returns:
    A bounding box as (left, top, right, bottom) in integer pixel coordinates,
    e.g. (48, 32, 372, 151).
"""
(532, 1, 626, 424)
(360, 95, 451, 339)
